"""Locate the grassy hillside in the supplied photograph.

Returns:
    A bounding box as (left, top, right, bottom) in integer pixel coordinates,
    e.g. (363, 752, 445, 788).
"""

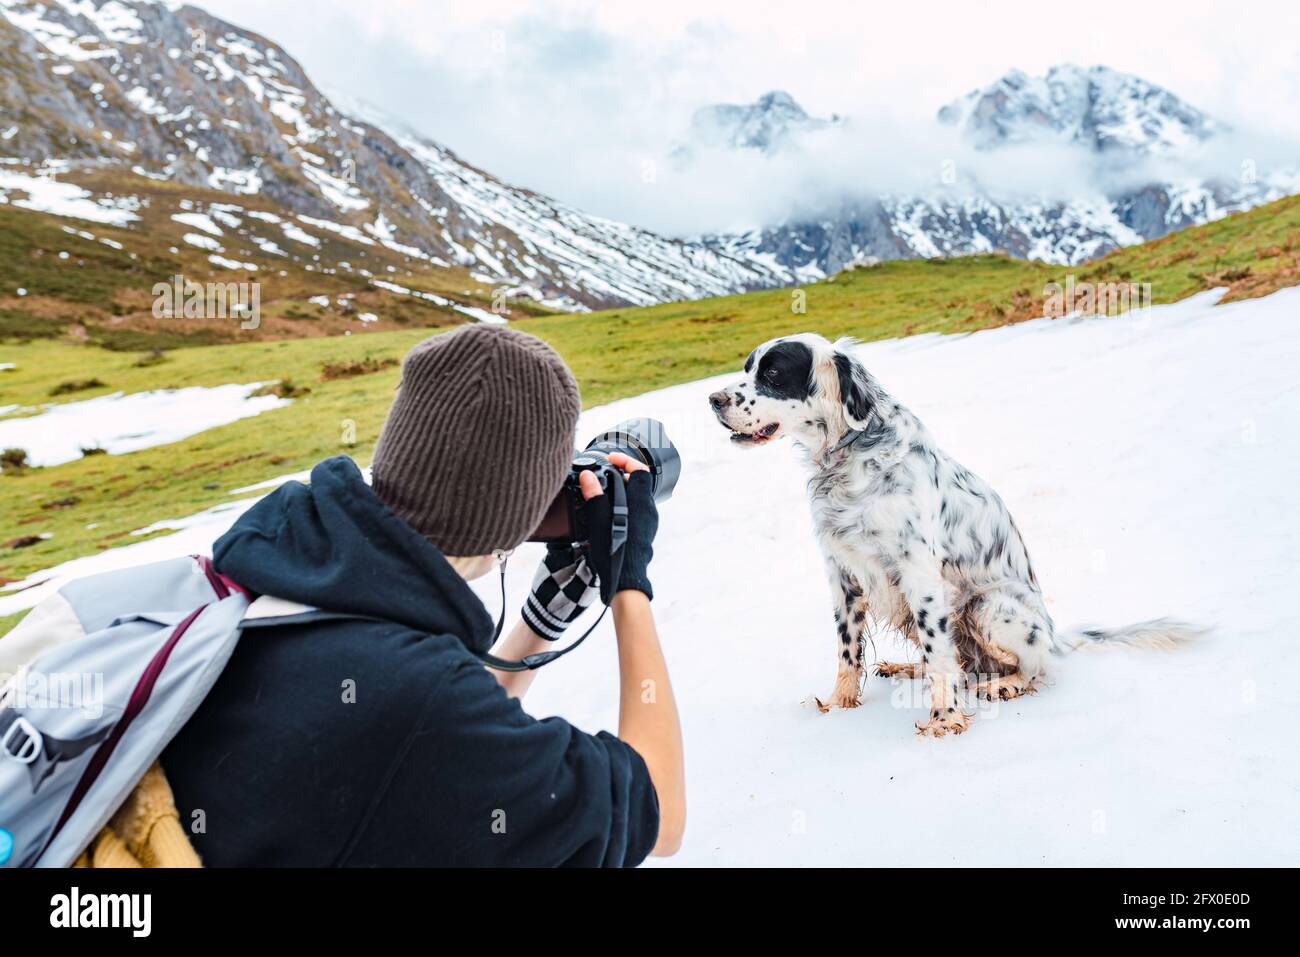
(521, 193, 1300, 406)
(2, 193, 1299, 623)
(0, 166, 549, 351)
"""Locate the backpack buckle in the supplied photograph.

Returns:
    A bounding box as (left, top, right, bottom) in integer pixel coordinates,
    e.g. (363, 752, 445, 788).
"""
(1, 717, 41, 765)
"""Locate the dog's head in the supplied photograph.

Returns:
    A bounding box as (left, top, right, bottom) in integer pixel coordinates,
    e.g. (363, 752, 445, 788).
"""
(708, 333, 878, 451)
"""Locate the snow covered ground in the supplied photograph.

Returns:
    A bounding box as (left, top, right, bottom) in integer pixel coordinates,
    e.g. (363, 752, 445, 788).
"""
(4, 286, 1298, 865)
(0, 383, 290, 467)
(0, 166, 139, 226)
(529, 286, 1300, 867)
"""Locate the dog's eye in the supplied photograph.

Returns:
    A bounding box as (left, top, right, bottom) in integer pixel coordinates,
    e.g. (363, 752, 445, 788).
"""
(764, 367, 781, 382)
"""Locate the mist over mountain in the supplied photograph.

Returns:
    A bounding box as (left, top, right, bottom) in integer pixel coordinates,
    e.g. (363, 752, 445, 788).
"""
(676, 90, 841, 158)
(678, 68, 1297, 273)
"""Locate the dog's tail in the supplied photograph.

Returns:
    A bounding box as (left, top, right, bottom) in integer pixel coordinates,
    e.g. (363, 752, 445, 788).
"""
(1052, 617, 1205, 656)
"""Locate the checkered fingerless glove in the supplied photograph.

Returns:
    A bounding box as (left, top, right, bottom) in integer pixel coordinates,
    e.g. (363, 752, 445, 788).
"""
(521, 544, 601, 641)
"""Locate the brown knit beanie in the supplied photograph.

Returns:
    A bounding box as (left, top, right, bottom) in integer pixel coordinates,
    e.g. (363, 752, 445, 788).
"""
(371, 325, 580, 555)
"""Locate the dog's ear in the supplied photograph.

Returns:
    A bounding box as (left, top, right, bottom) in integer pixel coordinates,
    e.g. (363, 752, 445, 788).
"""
(832, 344, 873, 430)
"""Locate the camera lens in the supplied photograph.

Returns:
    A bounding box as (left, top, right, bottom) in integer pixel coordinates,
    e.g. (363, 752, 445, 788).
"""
(584, 418, 680, 502)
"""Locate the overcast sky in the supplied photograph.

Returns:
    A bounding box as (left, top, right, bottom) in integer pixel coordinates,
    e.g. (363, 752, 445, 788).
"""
(202, 0, 1300, 234)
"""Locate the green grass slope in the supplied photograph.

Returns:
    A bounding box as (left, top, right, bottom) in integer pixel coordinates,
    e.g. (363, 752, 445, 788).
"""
(521, 193, 1300, 406)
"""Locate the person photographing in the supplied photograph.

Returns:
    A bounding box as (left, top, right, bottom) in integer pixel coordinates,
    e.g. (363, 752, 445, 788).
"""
(160, 325, 685, 866)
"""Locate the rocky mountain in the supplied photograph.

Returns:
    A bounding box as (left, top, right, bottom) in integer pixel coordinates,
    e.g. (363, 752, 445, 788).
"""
(936, 64, 1219, 154)
(0, 0, 785, 310)
(698, 66, 1296, 274)
(675, 90, 838, 159)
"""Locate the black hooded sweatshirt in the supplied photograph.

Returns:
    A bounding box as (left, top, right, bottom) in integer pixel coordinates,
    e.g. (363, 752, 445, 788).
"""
(162, 456, 659, 867)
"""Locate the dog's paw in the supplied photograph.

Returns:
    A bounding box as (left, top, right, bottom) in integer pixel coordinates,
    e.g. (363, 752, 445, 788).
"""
(975, 674, 1037, 701)
(816, 670, 868, 712)
(914, 707, 971, 738)
(811, 686, 863, 712)
(816, 696, 857, 712)
(873, 661, 920, 679)
(815, 673, 863, 713)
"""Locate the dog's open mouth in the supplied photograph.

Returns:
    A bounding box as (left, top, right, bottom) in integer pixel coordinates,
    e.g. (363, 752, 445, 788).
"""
(730, 422, 779, 445)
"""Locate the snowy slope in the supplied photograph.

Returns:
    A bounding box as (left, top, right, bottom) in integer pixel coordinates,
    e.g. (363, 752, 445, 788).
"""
(530, 287, 1300, 866)
(4, 289, 1299, 865)
(334, 96, 790, 309)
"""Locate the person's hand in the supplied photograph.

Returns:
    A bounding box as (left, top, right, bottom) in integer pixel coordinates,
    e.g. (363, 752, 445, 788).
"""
(581, 452, 659, 603)
(521, 453, 657, 638)
(521, 539, 601, 641)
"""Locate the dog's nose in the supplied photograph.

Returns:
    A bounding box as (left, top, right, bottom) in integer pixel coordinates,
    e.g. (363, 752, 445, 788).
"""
(709, 391, 732, 412)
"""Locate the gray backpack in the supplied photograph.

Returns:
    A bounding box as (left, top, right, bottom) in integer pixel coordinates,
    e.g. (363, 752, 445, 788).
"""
(0, 555, 252, 868)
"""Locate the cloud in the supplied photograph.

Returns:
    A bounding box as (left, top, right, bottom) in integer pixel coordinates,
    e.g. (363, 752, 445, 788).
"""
(571, 113, 1300, 238)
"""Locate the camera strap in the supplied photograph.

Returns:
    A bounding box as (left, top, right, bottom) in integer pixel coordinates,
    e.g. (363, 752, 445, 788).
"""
(477, 472, 628, 672)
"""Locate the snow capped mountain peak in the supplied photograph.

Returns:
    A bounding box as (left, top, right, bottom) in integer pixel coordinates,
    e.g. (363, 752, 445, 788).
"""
(685, 89, 835, 154)
(938, 63, 1220, 155)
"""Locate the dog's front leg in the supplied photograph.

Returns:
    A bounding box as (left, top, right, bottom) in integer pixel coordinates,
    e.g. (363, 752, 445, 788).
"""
(895, 564, 971, 737)
(815, 562, 868, 713)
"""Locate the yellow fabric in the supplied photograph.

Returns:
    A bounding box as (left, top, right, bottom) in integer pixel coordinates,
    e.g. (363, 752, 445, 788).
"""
(75, 763, 202, 868)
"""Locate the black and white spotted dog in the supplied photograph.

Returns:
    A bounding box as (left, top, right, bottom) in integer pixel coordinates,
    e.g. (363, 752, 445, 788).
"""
(709, 333, 1196, 737)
